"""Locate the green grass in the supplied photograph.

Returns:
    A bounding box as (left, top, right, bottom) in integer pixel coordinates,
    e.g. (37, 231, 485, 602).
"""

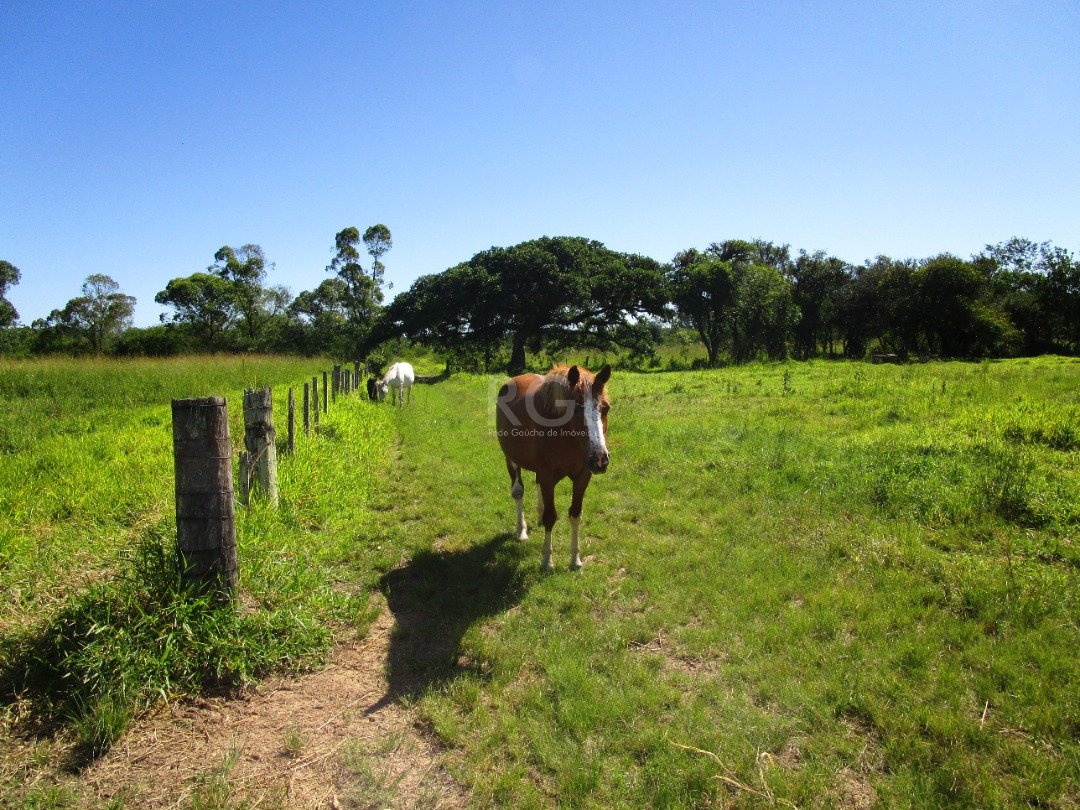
(373, 357, 1079, 807)
(2, 354, 1078, 807)
(0, 355, 392, 801)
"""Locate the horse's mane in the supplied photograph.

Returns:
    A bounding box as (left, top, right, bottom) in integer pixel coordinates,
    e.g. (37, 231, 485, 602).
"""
(536, 364, 609, 417)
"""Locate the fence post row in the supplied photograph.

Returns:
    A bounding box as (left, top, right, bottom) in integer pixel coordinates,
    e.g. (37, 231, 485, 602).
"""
(171, 396, 238, 596)
(171, 368, 356, 597)
(242, 387, 279, 506)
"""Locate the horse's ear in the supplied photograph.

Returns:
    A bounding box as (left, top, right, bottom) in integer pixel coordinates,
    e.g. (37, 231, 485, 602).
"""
(567, 366, 580, 387)
(594, 364, 611, 391)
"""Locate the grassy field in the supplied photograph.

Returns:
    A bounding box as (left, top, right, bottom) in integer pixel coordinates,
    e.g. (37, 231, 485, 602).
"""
(0, 356, 394, 802)
(2, 355, 1078, 807)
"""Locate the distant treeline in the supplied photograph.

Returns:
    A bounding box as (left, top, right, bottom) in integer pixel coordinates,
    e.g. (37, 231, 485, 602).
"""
(1, 234, 1077, 371)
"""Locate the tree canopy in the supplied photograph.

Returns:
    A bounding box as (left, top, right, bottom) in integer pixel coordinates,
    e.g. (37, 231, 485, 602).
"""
(4, 231, 1078, 364)
(0, 260, 21, 328)
(667, 242, 800, 366)
(362, 224, 392, 288)
(35, 274, 136, 354)
(371, 236, 666, 372)
(209, 244, 289, 344)
(155, 272, 236, 350)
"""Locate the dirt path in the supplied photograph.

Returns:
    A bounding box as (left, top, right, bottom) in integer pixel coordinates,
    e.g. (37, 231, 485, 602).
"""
(82, 601, 468, 808)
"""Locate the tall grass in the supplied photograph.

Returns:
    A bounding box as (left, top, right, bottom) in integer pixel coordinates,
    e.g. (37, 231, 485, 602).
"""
(0, 356, 392, 800)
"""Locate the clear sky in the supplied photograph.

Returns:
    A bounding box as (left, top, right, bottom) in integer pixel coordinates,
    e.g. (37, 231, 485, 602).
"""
(2, 1, 1077, 327)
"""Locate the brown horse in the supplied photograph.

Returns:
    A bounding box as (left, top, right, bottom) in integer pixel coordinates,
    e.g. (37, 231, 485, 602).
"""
(495, 364, 611, 570)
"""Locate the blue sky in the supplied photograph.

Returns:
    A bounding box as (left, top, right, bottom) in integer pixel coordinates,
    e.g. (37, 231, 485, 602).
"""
(2, 1, 1077, 327)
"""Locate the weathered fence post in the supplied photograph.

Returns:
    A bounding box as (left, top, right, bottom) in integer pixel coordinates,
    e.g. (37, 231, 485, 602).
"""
(287, 387, 295, 454)
(322, 371, 329, 413)
(332, 365, 340, 402)
(171, 397, 237, 595)
(303, 382, 310, 435)
(312, 376, 319, 428)
(243, 388, 279, 506)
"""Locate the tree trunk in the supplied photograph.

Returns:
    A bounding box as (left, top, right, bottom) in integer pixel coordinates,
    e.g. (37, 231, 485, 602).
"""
(508, 332, 527, 375)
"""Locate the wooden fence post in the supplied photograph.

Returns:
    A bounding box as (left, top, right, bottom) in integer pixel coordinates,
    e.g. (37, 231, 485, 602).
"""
(332, 365, 340, 402)
(243, 388, 279, 506)
(322, 371, 329, 413)
(171, 397, 237, 595)
(303, 382, 310, 435)
(312, 376, 319, 428)
(287, 387, 295, 454)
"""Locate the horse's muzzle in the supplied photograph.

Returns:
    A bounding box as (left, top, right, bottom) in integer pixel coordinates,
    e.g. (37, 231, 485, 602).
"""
(589, 450, 610, 474)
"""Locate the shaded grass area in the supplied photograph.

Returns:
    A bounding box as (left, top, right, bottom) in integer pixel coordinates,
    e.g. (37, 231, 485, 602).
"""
(0, 356, 393, 804)
(374, 357, 1079, 807)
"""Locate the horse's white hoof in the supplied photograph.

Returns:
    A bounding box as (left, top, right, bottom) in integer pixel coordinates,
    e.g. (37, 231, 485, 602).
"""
(569, 557, 583, 571)
(518, 531, 528, 542)
(541, 557, 553, 571)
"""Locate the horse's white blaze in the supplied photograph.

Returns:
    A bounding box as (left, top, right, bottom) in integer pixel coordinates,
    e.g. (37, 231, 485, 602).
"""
(583, 388, 607, 458)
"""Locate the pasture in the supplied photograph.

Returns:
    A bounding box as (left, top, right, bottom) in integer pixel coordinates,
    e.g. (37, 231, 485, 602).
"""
(2, 356, 1078, 807)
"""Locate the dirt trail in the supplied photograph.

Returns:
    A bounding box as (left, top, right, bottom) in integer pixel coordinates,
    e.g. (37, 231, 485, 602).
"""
(82, 602, 467, 808)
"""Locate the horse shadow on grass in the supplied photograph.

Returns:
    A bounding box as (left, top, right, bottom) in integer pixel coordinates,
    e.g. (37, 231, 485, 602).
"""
(371, 532, 532, 711)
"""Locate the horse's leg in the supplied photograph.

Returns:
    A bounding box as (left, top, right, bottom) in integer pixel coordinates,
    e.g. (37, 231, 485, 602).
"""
(568, 472, 592, 570)
(536, 473, 544, 525)
(538, 473, 557, 571)
(507, 460, 527, 541)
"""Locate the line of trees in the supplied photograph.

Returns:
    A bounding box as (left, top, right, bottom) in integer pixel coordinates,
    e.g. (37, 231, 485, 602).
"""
(1, 233, 1077, 369)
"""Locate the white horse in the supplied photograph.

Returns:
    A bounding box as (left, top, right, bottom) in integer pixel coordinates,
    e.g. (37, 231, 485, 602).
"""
(377, 362, 415, 407)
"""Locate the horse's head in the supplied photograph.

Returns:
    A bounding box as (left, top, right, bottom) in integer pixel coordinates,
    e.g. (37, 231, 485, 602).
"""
(566, 364, 612, 474)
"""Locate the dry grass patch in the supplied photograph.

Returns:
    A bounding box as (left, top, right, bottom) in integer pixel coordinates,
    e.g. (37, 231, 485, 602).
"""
(78, 604, 466, 808)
